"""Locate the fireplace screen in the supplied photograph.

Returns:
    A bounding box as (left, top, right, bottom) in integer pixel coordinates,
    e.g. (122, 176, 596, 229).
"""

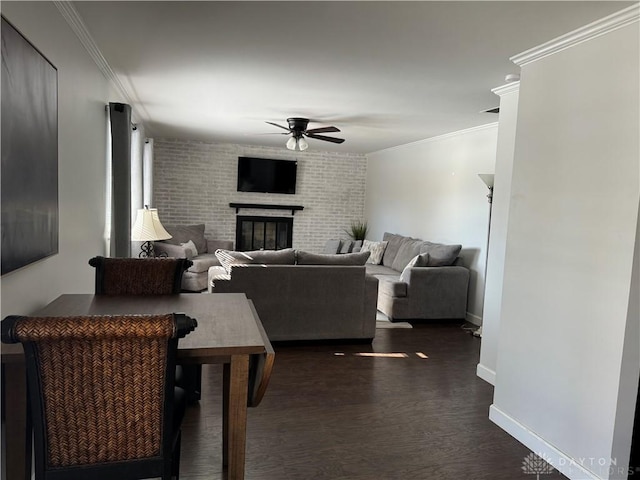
(236, 216, 293, 251)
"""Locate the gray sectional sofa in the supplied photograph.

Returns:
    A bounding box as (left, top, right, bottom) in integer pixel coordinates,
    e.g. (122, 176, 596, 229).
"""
(364, 232, 469, 321)
(208, 249, 378, 342)
(153, 223, 233, 292)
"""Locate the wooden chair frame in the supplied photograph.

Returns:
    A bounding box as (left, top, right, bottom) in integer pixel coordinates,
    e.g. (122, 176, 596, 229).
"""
(1, 313, 197, 480)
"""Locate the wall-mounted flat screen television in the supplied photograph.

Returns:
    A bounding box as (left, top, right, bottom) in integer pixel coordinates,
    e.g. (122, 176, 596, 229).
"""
(237, 157, 297, 194)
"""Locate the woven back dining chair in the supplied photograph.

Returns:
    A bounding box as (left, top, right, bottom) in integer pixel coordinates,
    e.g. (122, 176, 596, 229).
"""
(0, 313, 197, 480)
(88, 256, 202, 402)
(88, 256, 193, 295)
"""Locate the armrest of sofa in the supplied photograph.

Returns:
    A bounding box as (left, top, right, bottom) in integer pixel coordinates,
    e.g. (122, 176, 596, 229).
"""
(363, 274, 379, 338)
(402, 266, 469, 318)
(154, 242, 188, 258)
(207, 239, 234, 252)
(207, 266, 231, 292)
(403, 265, 469, 290)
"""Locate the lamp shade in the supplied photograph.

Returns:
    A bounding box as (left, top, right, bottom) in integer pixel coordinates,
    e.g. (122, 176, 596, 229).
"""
(478, 173, 495, 189)
(131, 208, 172, 241)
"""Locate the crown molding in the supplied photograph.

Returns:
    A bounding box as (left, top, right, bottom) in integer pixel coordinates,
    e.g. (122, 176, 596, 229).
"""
(53, 1, 148, 126)
(511, 4, 639, 67)
(492, 82, 520, 97)
(371, 122, 498, 156)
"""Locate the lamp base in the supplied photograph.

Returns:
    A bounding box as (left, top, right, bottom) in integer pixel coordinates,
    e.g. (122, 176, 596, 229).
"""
(138, 241, 155, 258)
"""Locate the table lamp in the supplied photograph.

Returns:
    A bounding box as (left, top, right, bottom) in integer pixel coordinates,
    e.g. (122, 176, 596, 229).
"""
(131, 205, 172, 257)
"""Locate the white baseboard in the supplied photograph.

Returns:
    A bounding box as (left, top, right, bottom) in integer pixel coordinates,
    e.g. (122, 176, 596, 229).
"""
(476, 363, 495, 385)
(489, 405, 609, 480)
(466, 311, 482, 326)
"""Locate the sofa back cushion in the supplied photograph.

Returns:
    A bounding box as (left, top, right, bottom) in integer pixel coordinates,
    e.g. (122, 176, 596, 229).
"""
(322, 239, 342, 254)
(391, 238, 424, 272)
(215, 248, 296, 272)
(297, 251, 370, 265)
(381, 233, 405, 267)
(162, 224, 207, 254)
(420, 242, 462, 266)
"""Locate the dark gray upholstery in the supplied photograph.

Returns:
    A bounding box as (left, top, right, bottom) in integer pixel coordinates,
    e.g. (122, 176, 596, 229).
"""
(368, 233, 469, 321)
(381, 232, 406, 267)
(420, 242, 462, 266)
(209, 264, 378, 342)
(391, 238, 423, 272)
(215, 248, 296, 272)
(296, 251, 370, 265)
(322, 239, 342, 254)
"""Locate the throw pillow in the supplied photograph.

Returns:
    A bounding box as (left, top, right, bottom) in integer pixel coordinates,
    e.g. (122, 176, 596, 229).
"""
(399, 253, 430, 282)
(339, 240, 353, 254)
(420, 242, 462, 266)
(361, 240, 388, 265)
(163, 224, 207, 254)
(322, 239, 342, 254)
(180, 240, 198, 259)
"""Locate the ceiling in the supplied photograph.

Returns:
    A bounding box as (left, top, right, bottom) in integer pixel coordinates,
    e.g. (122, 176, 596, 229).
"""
(73, 1, 632, 154)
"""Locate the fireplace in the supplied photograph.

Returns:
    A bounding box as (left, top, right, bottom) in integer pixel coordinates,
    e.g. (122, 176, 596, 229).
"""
(236, 216, 293, 251)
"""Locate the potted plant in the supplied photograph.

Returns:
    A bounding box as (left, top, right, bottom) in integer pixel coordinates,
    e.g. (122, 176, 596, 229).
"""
(345, 220, 368, 241)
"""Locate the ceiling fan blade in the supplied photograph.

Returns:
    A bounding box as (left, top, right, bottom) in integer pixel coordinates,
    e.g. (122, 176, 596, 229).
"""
(265, 121, 291, 132)
(305, 133, 345, 144)
(305, 126, 340, 134)
(252, 132, 291, 136)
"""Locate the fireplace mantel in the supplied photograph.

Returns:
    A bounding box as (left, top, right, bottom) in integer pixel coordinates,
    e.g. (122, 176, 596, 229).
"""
(229, 203, 304, 215)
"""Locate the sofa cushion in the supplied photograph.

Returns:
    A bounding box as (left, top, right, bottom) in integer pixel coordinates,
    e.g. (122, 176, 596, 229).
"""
(399, 253, 429, 282)
(323, 239, 342, 254)
(381, 233, 405, 267)
(339, 240, 353, 254)
(364, 263, 397, 276)
(378, 278, 407, 297)
(361, 240, 388, 265)
(296, 251, 370, 265)
(420, 242, 462, 266)
(215, 248, 296, 272)
(188, 253, 221, 274)
(391, 238, 423, 272)
(180, 240, 198, 259)
(163, 224, 207, 254)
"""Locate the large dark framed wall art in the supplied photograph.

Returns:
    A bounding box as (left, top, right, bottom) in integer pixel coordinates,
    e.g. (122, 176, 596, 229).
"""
(1, 16, 58, 275)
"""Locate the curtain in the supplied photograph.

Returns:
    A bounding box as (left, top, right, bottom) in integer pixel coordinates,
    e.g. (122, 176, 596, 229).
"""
(108, 102, 132, 257)
(143, 138, 154, 207)
(105, 103, 154, 258)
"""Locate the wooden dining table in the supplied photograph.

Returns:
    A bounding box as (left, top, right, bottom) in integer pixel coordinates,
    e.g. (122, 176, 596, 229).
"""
(1, 292, 269, 480)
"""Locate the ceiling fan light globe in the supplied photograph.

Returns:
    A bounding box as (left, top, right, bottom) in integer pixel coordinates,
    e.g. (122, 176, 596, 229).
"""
(298, 137, 309, 151)
(286, 137, 297, 150)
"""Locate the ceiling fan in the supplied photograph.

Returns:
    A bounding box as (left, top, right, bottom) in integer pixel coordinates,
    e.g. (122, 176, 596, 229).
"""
(265, 117, 345, 151)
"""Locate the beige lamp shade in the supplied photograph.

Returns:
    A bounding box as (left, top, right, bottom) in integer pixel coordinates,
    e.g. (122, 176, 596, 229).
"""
(131, 207, 172, 241)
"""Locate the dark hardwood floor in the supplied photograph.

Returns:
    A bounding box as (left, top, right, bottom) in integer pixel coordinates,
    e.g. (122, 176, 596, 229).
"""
(179, 322, 565, 479)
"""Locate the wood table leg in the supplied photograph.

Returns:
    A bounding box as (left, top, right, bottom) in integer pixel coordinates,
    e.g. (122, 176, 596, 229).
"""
(3, 362, 31, 480)
(222, 362, 230, 468)
(225, 355, 249, 480)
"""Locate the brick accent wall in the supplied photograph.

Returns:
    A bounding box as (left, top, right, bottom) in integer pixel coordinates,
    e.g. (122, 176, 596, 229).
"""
(153, 139, 367, 253)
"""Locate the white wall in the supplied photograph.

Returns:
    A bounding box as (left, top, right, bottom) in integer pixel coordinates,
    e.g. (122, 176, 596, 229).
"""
(153, 139, 367, 253)
(0, 2, 118, 316)
(491, 14, 639, 480)
(477, 83, 520, 385)
(365, 124, 498, 324)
